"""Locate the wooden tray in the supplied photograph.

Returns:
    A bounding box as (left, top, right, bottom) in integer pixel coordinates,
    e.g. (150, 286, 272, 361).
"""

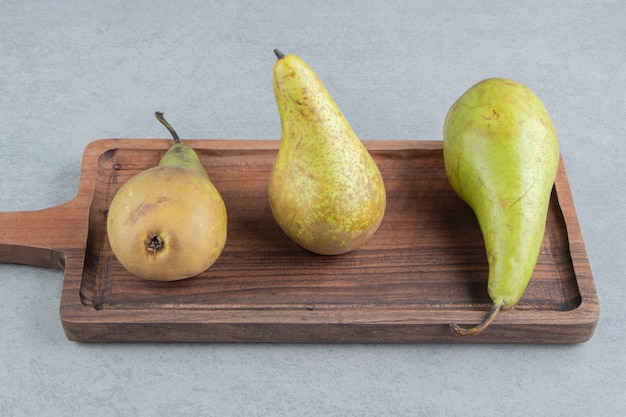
(0, 139, 599, 343)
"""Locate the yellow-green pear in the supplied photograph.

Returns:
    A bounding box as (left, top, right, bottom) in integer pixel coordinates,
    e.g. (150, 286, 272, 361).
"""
(106, 112, 227, 281)
(269, 49, 386, 255)
(443, 78, 560, 336)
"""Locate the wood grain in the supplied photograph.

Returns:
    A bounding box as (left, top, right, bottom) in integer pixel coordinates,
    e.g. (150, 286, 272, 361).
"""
(0, 139, 599, 343)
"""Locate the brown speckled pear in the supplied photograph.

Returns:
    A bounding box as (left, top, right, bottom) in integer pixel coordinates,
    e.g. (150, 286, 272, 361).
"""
(268, 49, 386, 255)
(443, 78, 560, 335)
(106, 112, 227, 281)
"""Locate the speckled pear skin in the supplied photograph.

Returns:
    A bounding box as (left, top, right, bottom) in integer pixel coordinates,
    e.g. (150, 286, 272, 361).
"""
(269, 51, 386, 255)
(106, 116, 227, 281)
(444, 78, 560, 334)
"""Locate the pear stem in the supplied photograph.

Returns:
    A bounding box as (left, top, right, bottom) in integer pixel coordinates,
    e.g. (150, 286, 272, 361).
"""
(450, 301, 505, 337)
(274, 49, 285, 59)
(155, 111, 181, 144)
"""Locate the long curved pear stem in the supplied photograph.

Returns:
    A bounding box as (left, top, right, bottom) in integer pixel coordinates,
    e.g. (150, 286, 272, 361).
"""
(450, 301, 505, 336)
(274, 49, 285, 59)
(155, 111, 181, 144)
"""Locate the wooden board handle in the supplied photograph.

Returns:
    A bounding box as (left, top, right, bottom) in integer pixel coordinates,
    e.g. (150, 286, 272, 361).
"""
(0, 197, 89, 270)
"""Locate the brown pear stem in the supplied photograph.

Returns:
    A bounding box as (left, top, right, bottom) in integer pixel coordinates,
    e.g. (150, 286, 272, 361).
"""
(155, 111, 181, 144)
(274, 49, 285, 59)
(450, 301, 505, 337)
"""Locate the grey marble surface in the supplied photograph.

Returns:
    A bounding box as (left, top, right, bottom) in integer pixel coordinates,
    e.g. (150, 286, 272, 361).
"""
(0, 1, 623, 416)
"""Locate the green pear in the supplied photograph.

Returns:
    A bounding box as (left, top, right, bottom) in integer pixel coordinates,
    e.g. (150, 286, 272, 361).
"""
(269, 49, 386, 255)
(106, 112, 227, 281)
(443, 78, 560, 336)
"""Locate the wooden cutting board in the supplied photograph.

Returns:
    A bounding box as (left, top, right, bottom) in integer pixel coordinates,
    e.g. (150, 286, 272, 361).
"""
(0, 139, 599, 343)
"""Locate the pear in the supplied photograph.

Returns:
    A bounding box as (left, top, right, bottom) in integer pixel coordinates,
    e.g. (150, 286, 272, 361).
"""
(106, 112, 227, 281)
(268, 49, 386, 255)
(443, 78, 560, 336)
